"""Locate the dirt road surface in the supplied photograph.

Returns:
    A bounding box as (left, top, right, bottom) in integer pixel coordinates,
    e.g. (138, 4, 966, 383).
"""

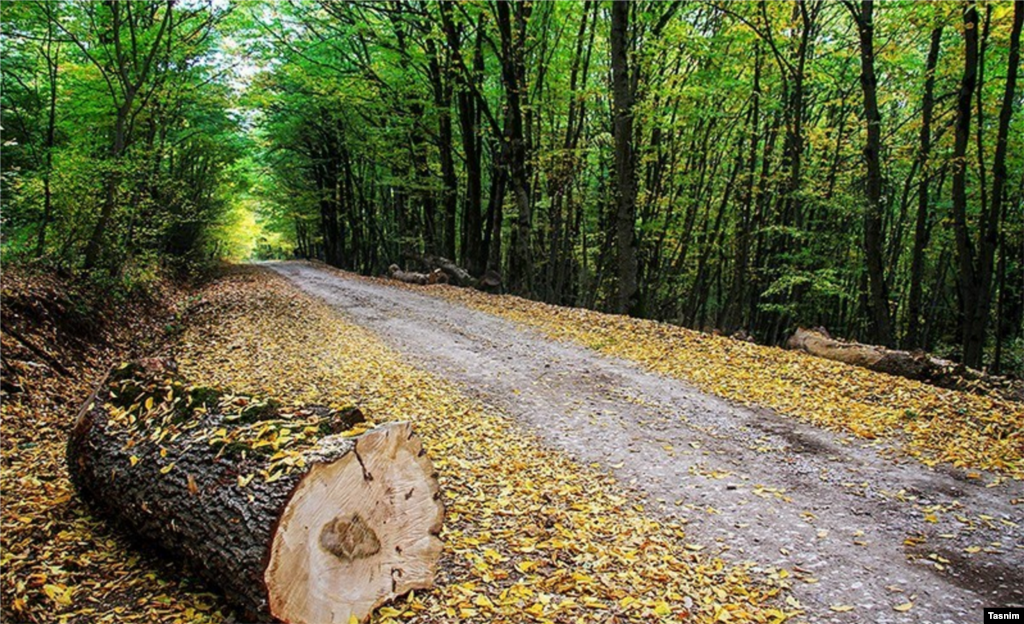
(267, 261, 1022, 624)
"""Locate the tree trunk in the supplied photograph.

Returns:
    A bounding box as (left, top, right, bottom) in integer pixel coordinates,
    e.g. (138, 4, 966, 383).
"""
(950, 3, 981, 366)
(851, 0, 893, 346)
(976, 0, 1024, 366)
(723, 42, 761, 333)
(67, 361, 443, 624)
(35, 25, 59, 258)
(84, 101, 130, 270)
(496, 0, 533, 297)
(426, 36, 458, 260)
(610, 0, 640, 316)
(905, 26, 943, 350)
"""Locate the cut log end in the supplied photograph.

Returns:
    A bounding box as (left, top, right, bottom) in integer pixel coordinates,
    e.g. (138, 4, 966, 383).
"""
(266, 422, 443, 624)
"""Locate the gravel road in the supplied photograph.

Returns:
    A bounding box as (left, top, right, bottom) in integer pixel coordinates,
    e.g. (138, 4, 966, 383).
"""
(267, 261, 1022, 624)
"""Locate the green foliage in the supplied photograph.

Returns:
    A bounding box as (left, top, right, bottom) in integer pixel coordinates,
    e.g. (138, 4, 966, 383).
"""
(1, 0, 242, 278)
(3, 0, 1021, 373)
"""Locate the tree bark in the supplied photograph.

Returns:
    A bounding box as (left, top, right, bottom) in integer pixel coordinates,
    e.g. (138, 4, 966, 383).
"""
(611, 0, 640, 316)
(905, 25, 943, 350)
(67, 361, 443, 624)
(950, 3, 981, 366)
(850, 0, 893, 346)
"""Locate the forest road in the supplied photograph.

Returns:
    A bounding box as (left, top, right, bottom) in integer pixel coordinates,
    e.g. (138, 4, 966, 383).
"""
(267, 261, 1023, 624)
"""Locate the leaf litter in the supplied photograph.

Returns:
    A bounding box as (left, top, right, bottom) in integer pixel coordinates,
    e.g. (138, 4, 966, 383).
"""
(2, 265, 799, 623)
(175, 267, 797, 623)
(1, 268, 223, 624)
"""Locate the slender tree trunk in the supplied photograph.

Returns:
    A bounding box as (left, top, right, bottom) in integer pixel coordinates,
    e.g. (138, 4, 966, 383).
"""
(905, 26, 942, 349)
(496, 0, 533, 296)
(851, 0, 893, 345)
(35, 28, 59, 258)
(611, 0, 640, 316)
(725, 43, 761, 332)
(993, 227, 1007, 373)
(427, 37, 458, 260)
(441, 5, 484, 275)
(483, 149, 506, 273)
(975, 0, 1023, 368)
(950, 3, 981, 366)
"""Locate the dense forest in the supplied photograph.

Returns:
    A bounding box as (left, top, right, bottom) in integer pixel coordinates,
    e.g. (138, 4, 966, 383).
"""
(2, 0, 1022, 373)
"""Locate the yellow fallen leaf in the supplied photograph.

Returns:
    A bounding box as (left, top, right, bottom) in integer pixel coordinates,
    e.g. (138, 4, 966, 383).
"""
(43, 584, 72, 607)
(830, 604, 855, 612)
(893, 602, 913, 612)
(159, 463, 175, 474)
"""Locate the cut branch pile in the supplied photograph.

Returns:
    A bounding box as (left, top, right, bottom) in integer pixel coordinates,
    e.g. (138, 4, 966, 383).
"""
(67, 358, 443, 624)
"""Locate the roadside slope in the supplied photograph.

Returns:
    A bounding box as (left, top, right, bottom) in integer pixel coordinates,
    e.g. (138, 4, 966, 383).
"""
(1, 268, 203, 624)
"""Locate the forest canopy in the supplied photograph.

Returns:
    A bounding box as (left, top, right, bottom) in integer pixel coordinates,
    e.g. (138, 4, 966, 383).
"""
(2, 0, 1022, 373)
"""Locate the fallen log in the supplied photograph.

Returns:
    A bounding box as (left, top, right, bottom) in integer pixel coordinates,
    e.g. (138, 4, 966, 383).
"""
(67, 359, 443, 624)
(403, 253, 476, 287)
(388, 264, 429, 285)
(427, 255, 474, 287)
(786, 327, 1023, 401)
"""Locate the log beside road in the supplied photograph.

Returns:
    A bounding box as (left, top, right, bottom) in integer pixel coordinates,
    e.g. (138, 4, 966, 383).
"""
(400, 253, 503, 292)
(388, 264, 430, 285)
(67, 359, 443, 624)
(786, 327, 1023, 401)
(786, 327, 936, 378)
